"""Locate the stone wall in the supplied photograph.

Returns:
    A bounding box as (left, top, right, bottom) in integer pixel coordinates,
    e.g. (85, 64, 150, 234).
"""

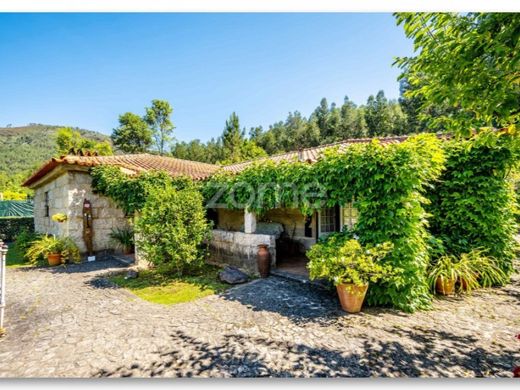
(208, 229, 276, 275)
(34, 170, 130, 255)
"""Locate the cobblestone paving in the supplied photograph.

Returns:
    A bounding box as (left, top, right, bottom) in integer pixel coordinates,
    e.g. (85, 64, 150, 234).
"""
(0, 260, 519, 378)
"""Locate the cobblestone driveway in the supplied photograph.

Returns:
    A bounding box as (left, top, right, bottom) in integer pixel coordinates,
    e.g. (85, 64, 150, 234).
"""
(0, 260, 519, 378)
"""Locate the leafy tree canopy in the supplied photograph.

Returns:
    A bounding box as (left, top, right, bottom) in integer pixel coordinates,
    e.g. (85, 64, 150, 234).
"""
(145, 99, 175, 155)
(394, 12, 520, 134)
(111, 112, 153, 153)
(55, 127, 113, 156)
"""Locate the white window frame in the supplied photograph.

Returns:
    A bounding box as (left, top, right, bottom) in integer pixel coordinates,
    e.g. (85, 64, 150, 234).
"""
(318, 206, 338, 238)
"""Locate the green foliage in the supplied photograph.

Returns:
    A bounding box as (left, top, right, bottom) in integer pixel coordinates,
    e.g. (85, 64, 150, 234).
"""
(111, 112, 153, 153)
(395, 13, 520, 134)
(204, 134, 446, 311)
(307, 236, 397, 286)
(13, 229, 41, 259)
(109, 227, 135, 253)
(26, 235, 80, 265)
(218, 112, 268, 164)
(145, 99, 175, 155)
(91, 165, 193, 215)
(0, 217, 34, 241)
(428, 129, 520, 275)
(427, 254, 479, 293)
(55, 127, 113, 156)
(135, 182, 211, 275)
(427, 249, 508, 294)
(171, 92, 422, 165)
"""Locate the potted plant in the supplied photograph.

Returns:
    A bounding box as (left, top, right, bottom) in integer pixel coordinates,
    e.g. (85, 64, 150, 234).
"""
(307, 235, 395, 313)
(428, 254, 479, 295)
(109, 227, 135, 255)
(26, 235, 80, 266)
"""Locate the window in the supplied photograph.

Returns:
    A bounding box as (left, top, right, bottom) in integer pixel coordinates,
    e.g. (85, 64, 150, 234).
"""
(319, 207, 337, 237)
(44, 191, 50, 217)
(341, 202, 358, 230)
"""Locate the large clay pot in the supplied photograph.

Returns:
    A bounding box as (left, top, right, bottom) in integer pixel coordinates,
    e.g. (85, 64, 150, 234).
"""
(47, 253, 62, 266)
(336, 283, 369, 313)
(257, 244, 271, 278)
(436, 276, 456, 295)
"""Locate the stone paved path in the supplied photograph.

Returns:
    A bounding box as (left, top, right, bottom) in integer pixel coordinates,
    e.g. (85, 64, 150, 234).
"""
(0, 260, 519, 378)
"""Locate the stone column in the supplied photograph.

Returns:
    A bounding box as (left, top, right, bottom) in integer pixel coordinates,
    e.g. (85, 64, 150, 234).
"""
(244, 209, 257, 234)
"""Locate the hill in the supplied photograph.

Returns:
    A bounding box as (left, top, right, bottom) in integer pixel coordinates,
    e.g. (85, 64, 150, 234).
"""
(0, 124, 109, 198)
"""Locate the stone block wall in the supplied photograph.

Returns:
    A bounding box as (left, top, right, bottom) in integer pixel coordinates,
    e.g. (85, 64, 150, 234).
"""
(208, 229, 276, 275)
(33, 173, 69, 237)
(34, 170, 130, 254)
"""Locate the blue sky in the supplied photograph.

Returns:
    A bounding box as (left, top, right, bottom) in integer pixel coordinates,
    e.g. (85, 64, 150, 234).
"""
(0, 13, 413, 142)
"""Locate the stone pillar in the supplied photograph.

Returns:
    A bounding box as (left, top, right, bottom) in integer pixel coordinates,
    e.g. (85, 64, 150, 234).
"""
(244, 209, 256, 234)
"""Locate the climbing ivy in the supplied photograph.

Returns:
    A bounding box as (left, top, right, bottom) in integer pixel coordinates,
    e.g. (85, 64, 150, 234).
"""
(428, 128, 520, 276)
(204, 134, 446, 311)
(90, 165, 194, 215)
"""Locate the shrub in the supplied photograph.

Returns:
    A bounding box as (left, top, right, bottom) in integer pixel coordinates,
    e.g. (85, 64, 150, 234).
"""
(0, 217, 34, 241)
(307, 235, 398, 287)
(26, 235, 80, 265)
(135, 183, 211, 275)
(14, 229, 41, 259)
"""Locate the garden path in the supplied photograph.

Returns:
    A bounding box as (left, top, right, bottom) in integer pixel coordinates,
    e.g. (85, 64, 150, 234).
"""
(0, 259, 518, 377)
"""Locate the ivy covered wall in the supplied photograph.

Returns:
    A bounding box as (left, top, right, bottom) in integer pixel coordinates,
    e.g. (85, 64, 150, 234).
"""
(203, 134, 445, 311)
(428, 130, 519, 275)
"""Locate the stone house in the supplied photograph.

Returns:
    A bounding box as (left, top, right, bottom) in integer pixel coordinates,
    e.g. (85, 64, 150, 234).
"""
(22, 154, 219, 256)
(23, 136, 408, 274)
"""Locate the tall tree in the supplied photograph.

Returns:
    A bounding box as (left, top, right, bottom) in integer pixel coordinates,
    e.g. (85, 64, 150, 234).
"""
(145, 99, 175, 155)
(111, 112, 153, 153)
(221, 112, 244, 161)
(395, 12, 520, 134)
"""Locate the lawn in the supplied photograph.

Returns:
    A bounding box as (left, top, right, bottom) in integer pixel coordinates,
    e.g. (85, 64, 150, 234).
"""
(5, 242, 30, 268)
(109, 264, 231, 305)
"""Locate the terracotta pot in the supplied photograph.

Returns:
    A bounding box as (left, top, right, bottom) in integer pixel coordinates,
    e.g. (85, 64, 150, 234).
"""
(47, 253, 62, 266)
(336, 283, 369, 313)
(436, 276, 456, 295)
(257, 244, 271, 278)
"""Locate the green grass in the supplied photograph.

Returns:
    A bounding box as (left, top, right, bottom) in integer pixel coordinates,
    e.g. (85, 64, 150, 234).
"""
(108, 264, 231, 305)
(5, 242, 31, 268)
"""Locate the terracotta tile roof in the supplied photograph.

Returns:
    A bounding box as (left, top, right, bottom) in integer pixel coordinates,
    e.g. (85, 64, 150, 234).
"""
(23, 153, 220, 187)
(222, 135, 412, 173)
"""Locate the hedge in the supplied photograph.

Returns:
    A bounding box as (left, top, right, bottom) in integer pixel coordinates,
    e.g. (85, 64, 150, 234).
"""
(0, 217, 34, 242)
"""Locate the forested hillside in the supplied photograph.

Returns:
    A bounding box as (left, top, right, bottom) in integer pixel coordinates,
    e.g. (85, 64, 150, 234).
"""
(0, 124, 109, 198)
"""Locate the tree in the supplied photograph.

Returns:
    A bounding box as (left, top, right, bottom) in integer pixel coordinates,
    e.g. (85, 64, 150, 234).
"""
(55, 127, 113, 156)
(145, 99, 175, 155)
(395, 13, 520, 134)
(221, 112, 244, 162)
(111, 112, 152, 153)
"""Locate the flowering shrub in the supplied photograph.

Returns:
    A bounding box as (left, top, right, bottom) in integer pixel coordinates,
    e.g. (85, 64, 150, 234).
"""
(307, 235, 399, 287)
